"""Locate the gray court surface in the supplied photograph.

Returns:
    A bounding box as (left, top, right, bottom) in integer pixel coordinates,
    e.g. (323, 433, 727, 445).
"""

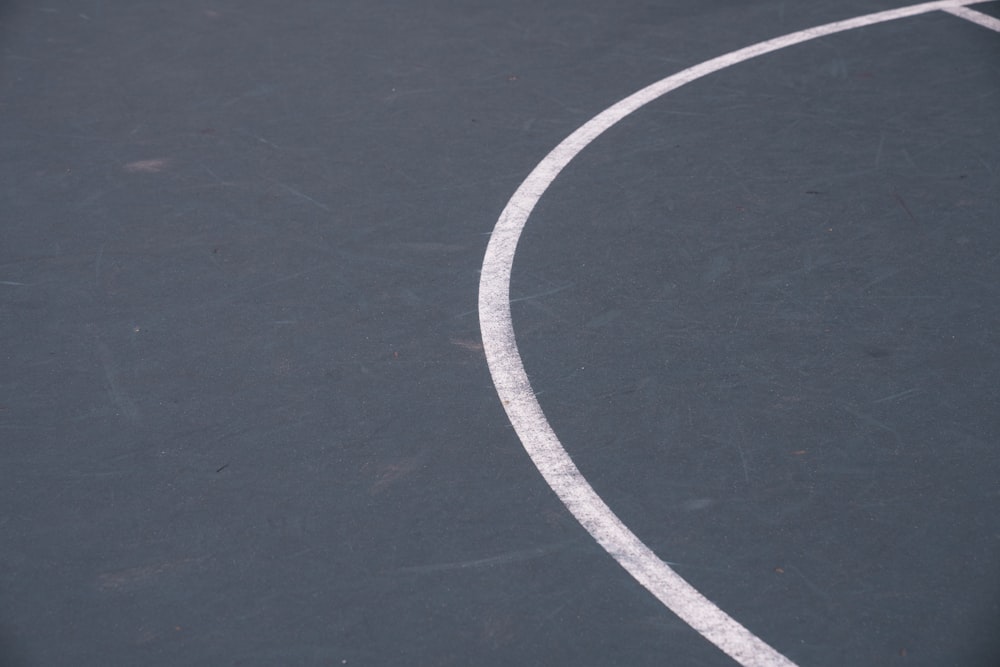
(2, 1, 999, 666)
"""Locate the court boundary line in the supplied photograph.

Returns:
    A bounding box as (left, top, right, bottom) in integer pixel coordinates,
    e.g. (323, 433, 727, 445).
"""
(942, 5, 1000, 31)
(478, 2, 993, 666)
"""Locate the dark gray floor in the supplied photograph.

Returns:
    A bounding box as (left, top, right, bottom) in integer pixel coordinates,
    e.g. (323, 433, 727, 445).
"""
(2, 1, 999, 665)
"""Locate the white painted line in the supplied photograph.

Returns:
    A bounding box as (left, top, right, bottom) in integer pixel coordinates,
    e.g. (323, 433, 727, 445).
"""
(478, 2, 991, 666)
(943, 5, 1000, 31)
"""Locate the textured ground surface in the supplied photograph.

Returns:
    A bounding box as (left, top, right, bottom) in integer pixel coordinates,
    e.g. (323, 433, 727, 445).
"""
(2, 1, 999, 665)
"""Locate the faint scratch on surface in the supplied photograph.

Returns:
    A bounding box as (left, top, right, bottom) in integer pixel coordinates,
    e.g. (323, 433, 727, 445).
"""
(454, 283, 573, 317)
(96, 557, 206, 592)
(94, 243, 104, 286)
(232, 127, 281, 149)
(197, 162, 237, 187)
(94, 337, 140, 424)
(731, 415, 753, 485)
(368, 455, 424, 495)
(892, 192, 917, 223)
(786, 563, 832, 604)
(450, 337, 484, 354)
(509, 283, 574, 305)
(222, 83, 277, 107)
(873, 387, 921, 404)
(265, 178, 331, 212)
(390, 542, 572, 575)
(124, 158, 170, 173)
(842, 404, 903, 450)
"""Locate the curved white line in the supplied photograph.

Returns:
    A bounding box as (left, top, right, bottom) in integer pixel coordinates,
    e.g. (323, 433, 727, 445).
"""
(478, 2, 989, 666)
